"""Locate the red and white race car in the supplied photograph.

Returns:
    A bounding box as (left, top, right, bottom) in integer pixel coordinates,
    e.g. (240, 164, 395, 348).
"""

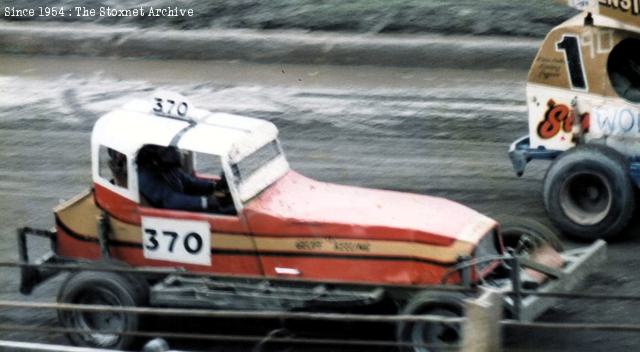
(18, 92, 604, 351)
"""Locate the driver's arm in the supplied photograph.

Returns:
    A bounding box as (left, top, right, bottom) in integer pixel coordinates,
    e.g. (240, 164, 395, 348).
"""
(178, 170, 215, 196)
(177, 170, 236, 215)
(139, 169, 209, 211)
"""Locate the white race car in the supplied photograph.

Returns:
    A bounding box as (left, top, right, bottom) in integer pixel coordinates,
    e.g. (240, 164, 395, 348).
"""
(510, 0, 640, 240)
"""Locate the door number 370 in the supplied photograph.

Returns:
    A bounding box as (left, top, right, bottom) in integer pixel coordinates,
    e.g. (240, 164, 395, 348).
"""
(144, 229, 203, 254)
(141, 217, 211, 266)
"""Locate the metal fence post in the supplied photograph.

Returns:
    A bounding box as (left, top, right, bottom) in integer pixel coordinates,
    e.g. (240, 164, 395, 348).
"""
(462, 287, 502, 352)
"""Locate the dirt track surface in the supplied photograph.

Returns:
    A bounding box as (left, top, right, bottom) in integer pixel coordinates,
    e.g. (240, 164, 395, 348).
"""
(1, 55, 640, 351)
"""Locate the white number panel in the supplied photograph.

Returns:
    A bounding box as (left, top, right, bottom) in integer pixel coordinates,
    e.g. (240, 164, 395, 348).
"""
(141, 217, 211, 266)
(151, 90, 192, 120)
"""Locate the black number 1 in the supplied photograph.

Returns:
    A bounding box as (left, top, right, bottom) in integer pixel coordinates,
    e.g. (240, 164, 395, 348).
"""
(556, 35, 587, 91)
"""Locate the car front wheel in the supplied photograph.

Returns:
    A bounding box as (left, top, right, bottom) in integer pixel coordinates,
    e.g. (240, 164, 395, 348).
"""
(396, 292, 465, 352)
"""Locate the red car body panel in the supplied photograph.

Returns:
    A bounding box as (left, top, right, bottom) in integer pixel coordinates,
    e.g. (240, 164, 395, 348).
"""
(56, 170, 497, 285)
(245, 171, 488, 245)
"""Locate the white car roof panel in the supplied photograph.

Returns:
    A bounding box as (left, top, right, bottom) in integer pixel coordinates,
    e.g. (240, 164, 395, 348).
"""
(92, 99, 279, 161)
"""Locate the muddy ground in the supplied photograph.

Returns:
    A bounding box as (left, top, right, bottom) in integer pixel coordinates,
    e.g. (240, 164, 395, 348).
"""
(1, 55, 640, 351)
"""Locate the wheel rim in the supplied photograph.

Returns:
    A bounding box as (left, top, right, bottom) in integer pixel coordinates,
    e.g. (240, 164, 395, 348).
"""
(70, 288, 125, 347)
(410, 307, 460, 352)
(560, 172, 612, 226)
(501, 229, 542, 255)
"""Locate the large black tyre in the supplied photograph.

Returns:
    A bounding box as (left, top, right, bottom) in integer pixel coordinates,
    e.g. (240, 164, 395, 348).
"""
(57, 271, 148, 350)
(396, 291, 466, 352)
(543, 144, 635, 240)
(499, 216, 564, 254)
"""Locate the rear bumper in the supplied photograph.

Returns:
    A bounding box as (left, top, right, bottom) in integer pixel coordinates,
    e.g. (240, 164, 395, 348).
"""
(508, 135, 562, 176)
(17, 227, 68, 295)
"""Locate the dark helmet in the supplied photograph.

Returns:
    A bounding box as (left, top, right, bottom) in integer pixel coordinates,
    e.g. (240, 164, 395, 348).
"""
(158, 146, 182, 169)
(136, 145, 181, 170)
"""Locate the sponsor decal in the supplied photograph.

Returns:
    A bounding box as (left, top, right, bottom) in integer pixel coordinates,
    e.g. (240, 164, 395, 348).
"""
(535, 57, 565, 81)
(592, 105, 640, 134)
(580, 29, 615, 59)
(599, 0, 640, 16)
(537, 99, 591, 139)
(295, 240, 323, 251)
(295, 238, 371, 253)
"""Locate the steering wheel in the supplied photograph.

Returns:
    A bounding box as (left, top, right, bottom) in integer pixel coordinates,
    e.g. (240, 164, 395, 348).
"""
(214, 172, 233, 207)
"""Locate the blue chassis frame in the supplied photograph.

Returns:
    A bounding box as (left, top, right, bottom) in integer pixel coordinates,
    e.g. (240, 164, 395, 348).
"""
(508, 135, 640, 187)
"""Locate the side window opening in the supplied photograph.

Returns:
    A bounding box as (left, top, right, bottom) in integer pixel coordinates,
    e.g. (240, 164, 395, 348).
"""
(608, 38, 640, 103)
(98, 146, 128, 189)
(193, 152, 224, 178)
(135, 145, 236, 215)
(180, 150, 195, 175)
(192, 152, 235, 214)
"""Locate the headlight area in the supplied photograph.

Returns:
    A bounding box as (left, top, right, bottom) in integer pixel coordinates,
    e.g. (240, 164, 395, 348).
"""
(472, 228, 503, 276)
(441, 229, 503, 286)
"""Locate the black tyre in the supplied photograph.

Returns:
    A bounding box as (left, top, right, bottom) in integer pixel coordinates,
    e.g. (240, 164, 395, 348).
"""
(543, 144, 635, 240)
(396, 292, 465, 352)
(57, 271, 148, 350)
(499, 216, 563, 254)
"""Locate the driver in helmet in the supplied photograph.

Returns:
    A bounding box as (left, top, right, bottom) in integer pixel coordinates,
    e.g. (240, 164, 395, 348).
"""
(136, 145, 235, 215)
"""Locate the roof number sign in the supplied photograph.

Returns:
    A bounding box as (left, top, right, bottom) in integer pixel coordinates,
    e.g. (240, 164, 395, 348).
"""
(151, 91, 192, 121)
(141, 216, 211, 266)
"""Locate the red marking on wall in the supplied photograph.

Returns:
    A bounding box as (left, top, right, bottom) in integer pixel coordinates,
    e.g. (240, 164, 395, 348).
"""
(537, 99, 590, 139)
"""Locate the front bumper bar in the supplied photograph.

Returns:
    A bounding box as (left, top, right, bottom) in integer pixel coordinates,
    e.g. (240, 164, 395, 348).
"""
(490, 240, 607, 322)
(508, 135, 562, 176)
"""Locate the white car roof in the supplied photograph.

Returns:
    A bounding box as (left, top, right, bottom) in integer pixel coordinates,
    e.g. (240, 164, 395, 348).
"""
(92, 99, 279, 162)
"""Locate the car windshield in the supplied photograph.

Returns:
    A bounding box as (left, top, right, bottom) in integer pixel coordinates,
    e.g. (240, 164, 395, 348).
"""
(231, 140, 289, 202)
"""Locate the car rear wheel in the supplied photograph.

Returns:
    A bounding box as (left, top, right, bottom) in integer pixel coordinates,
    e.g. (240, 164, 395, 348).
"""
(543, 144, 635, 240)
(396, 292, 465, 352)
(57, 271, 148, 350)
